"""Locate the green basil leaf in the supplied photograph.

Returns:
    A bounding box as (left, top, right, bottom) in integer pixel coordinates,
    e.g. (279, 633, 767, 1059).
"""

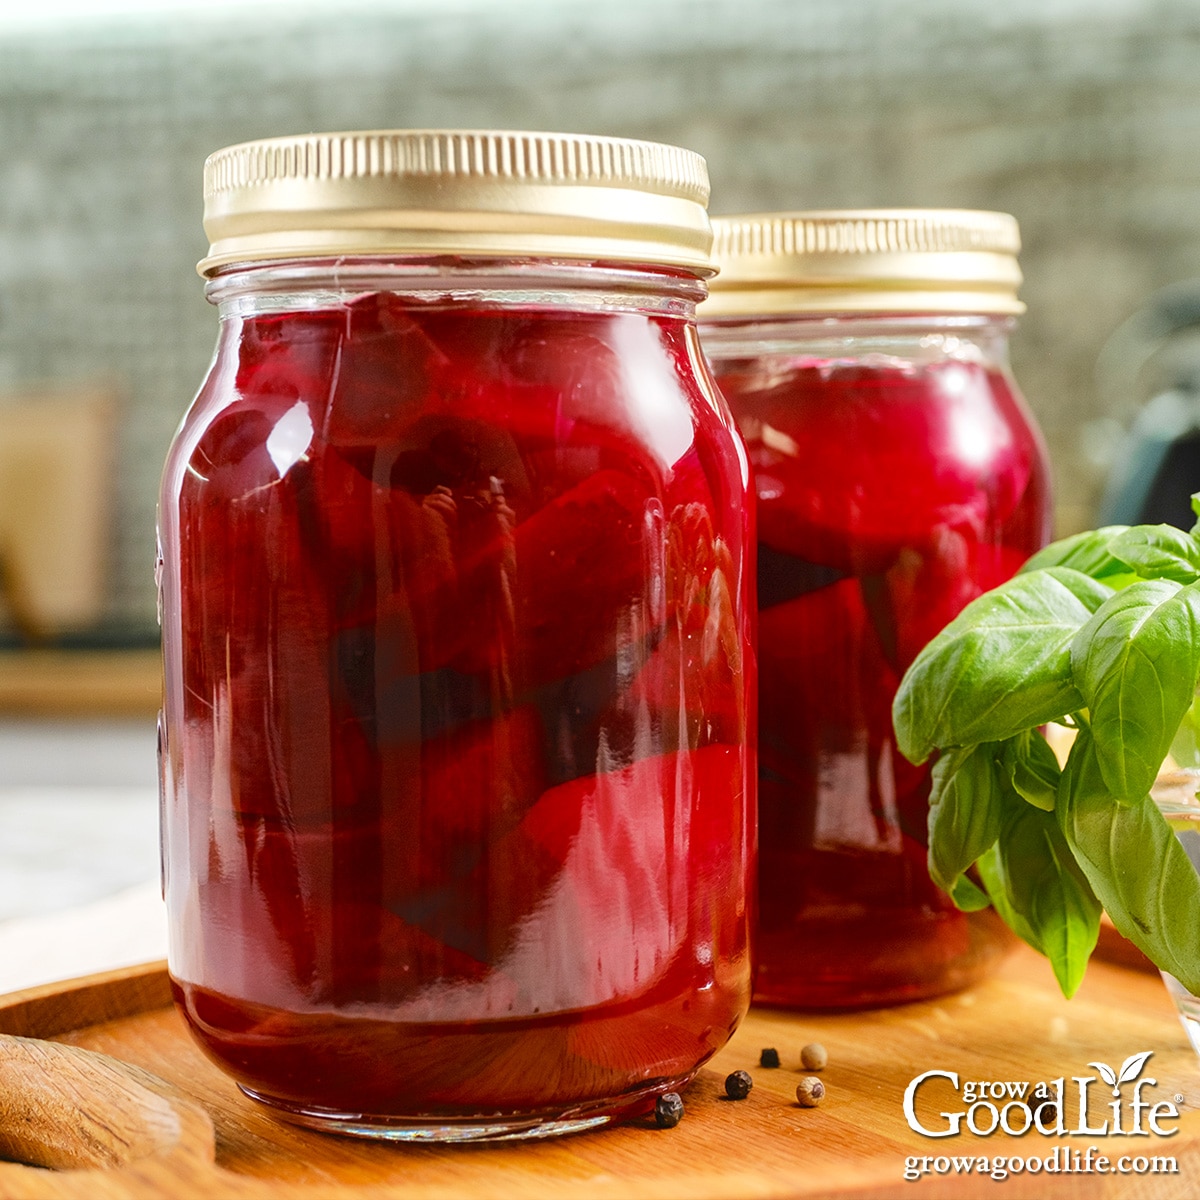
(1170, 694, 1200, 770)
(1006, 731, 1061, 812)
(1020, 527, 1132, 579)
(949, 874, 991, 912)
(893, 567, 1111, 763)
(1070, 579, 1200, 801)
(1051, 569, 1119, 612)
(1191, 492, 1200, 536)
(927, 744, 1004, 899)
(978, 793, 1100, 998)
(1059, 730, 1200, 994)
(976, 842, 1042, 951)
(1110, 525, 1200, 583)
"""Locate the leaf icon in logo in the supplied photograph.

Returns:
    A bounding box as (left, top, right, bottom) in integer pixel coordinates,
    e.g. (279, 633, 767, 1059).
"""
(1117, 1051, 1154, 1084)
(1088, 1052, 1154, 1097)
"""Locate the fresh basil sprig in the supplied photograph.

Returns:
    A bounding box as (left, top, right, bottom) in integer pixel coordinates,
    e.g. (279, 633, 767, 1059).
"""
(893, 503, 1200, 997)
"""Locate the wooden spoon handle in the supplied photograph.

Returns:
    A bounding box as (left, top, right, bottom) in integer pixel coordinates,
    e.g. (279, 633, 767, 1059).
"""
(0, 1033, 215, 1195)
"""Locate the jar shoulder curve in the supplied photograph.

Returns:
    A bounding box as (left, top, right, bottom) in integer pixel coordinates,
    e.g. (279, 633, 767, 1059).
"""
(170, 299, 742, 504)
(160, 320, 249, 514)
(708, 326, 1048, 572)
(714, 340, 1040, 481)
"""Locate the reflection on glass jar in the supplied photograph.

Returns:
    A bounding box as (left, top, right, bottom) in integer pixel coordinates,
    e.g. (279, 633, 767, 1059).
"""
(158, 131, 755, 1140)
(701, 210, 1051, 1009)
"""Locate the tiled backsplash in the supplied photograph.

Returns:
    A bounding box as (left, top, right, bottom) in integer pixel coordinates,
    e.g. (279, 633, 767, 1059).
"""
(3, 0, 1200, 626)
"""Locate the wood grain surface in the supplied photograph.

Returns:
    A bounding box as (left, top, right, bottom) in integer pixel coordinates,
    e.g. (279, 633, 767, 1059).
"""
(0, 949, 1196, 1198)
(0, 651, 160, 717)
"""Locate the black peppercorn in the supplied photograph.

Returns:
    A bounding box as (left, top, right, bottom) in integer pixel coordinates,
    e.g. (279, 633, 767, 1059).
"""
(724, 1070, 753, 1100)
(1035, 1101, 1059, 1125)
(759, 1047, 781, 1068)
(655, 1091, 685, 1128)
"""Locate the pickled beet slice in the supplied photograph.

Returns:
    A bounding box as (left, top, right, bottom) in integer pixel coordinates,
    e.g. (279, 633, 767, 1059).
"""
(726, 360, 1034, 572)
(441, 313, 637, 444)
(510, 466, 657, 683)
(757, 579, 896, 745)
(340, 479, 521, 679)
(190, 824, 497, 1009)
(375, 746, 751, 1012)
(322, 294, 453, 452)
(625, 614, 746, 751)
(411, 706, 548, 886)
(412, 311, 673, 500)
(359, 464, 657, 685)
(424, 743, 750, 1009)
(233, 307, 343, 408)
(387, 753, 586, 970)
(867, 539, 1031, 673)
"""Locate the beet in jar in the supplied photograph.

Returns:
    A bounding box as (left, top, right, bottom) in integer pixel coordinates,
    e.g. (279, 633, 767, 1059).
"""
(699, 210, 1051, 1009)
(158, 131, 755, 1139)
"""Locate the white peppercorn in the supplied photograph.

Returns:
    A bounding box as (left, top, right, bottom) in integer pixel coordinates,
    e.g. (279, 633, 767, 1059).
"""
(801, 1042, 828, 1071)
(796, 1076, 825, 1107)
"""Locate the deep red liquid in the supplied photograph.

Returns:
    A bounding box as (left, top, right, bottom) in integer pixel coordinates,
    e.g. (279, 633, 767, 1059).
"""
(160, 294, 754, 1119)
(711, 351, 1050, 1008)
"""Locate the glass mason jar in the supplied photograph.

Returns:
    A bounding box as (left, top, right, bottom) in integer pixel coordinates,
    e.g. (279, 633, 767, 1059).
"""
(158, 131, 755, 1139)
(700, 210, 1051, 1009)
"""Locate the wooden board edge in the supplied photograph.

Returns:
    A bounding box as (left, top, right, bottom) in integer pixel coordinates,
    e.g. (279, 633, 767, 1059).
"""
(0, 961, 171, 1039)
(0, 649, 161, 717)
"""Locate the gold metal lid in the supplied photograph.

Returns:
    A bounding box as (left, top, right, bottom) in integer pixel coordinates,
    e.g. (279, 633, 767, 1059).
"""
(701, 209, 1024, 317)
(199, 130, 714, 276)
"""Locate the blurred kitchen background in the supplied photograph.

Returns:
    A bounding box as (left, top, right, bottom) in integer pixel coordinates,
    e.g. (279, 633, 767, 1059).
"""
(4, 0, 1200, 979)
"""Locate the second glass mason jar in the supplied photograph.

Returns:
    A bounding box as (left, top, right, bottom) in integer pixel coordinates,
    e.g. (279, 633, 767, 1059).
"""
(158, 130, 755, 1139)
(700, 210, 1051, 1009)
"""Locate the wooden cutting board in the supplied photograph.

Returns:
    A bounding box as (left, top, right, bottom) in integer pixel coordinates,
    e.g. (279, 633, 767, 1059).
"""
(0, 948, 1197, 1199)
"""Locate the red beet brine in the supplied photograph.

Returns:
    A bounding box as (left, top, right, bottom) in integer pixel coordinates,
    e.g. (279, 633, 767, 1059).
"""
(702, 210, 1051, 1009)
(159, 131, 754, 1140)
